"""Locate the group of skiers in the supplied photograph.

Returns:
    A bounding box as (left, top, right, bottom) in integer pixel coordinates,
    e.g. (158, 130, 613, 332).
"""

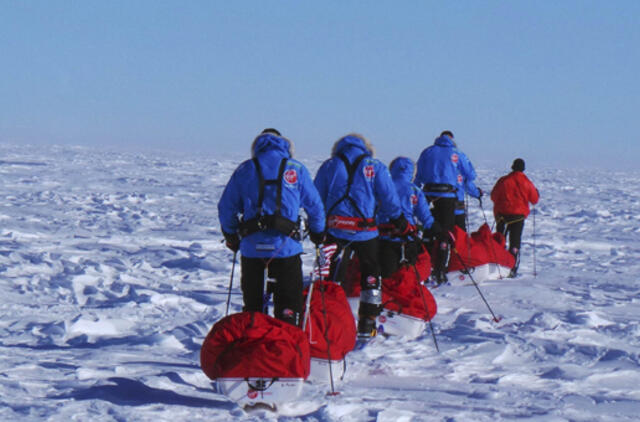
(217, 128, 539, 341)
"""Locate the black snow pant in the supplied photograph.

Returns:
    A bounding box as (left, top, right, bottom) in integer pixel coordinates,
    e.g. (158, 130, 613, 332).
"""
(240, 254, 303, 326)
(327, 236, 382, 322)
(454, 199, 467, 232)
(454, 213, 467, 232)
(379, 239, 418, 279)
(496, 214, 525, 254)
(426, 196, 457, 280)
(496, 214, 525, 274)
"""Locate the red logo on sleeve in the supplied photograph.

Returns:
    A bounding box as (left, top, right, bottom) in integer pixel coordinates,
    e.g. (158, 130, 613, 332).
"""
(284, 169, 298, 185)
(363, 165, 375, 180)
(410, 194, 418, 205)
(451, 153, 459, 163)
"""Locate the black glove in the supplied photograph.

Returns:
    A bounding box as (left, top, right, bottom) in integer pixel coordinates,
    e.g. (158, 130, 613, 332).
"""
(390, 215, 412, 236)
(223, 232, 240, 252)
(309, 231, 325, 246)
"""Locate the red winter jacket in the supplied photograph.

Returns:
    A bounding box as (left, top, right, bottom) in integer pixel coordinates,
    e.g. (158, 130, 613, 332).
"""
(491, 171, 539, 217)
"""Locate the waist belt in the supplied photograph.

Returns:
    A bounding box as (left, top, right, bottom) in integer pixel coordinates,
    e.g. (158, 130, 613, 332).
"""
(239, 215, 301, 240)
(327, 215, 377, 232)
(424, 183, 457, 193)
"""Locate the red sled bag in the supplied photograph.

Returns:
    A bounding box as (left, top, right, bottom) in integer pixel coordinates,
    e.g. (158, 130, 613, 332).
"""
(200, 311, 310, 380)
(343, 246, 432, 303)
(381, 249, 436, 321)
(448, 224, 515, 272)
(303, 281, 356, 361)
(340, 249, 437, 339)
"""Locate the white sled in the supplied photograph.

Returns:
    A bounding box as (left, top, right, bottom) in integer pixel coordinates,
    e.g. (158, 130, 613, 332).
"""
(448, 263, 512, 284)
(309, 357, 346, 383)
(347, 297, 427, 339)
(377, 309, 426, 339)
(215, 377, 304, 406)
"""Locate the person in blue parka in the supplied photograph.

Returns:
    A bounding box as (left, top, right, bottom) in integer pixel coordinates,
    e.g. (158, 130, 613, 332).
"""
(377, 157, 439, 278)
(218, 128, 325, 326)
(415, 130, 480, 284)
(453, 148, 483, 232)
(314, 133, 409, 340)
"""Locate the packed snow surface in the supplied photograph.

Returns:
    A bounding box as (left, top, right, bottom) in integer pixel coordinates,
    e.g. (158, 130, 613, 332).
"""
(1, 144, 639, 421)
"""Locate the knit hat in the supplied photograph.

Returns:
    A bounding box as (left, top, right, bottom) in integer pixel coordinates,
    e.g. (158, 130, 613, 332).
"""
(261, 128, 281, 136)
(511, 158, 525, 172)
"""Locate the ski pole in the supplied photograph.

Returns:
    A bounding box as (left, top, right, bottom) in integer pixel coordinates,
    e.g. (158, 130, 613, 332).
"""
(319, 282, 339, 396)
(532, 205, 537, 278)
(307, 246, 339, 395)
(452, 247, 502, 323)
(224, 250, 238, 317)
(410, 262, 439, 352)
(302, 247, 321, 334)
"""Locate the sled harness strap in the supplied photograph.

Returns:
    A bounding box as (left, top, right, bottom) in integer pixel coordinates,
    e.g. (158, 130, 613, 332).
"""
(326, 153, 377, 231)
(239, 158, 301, 240)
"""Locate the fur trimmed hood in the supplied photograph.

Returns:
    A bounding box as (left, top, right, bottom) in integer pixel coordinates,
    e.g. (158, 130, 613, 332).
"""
(251, 132, 294, 158)
(331, 133, 375, 157)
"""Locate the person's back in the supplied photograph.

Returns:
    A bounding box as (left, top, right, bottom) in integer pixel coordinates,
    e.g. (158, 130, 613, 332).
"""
(315, 134, 403, 242)
(218, 129, 325, 325)
(415, 135, 460, 194)
(491, 170, 538, 218)
(490, 158, 539, 277)
(315, 133, 407, 341)
(415, 131, 472, 284)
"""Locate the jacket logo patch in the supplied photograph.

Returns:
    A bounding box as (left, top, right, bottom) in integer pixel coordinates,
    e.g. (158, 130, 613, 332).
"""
(410, 194, 418, 205)
(457, 174, 463, 184)
(284, 169, 298, 185)
(451, 153, 459, 163)
(363, 165, 375, 180)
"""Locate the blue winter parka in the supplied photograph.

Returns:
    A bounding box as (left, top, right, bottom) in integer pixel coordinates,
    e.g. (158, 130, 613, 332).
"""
(314, 134, 402, 242)
(415, 135, 478, 199)
(218, 133, 325, 258)
(378, 157, 435, 242)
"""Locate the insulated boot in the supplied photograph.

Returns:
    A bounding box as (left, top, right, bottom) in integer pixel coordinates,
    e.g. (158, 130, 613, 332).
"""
(357, 315, 378, 340)
(434, 240, 451, 284)
(357, 275, 382, 341)
(508, 248, 520, 278)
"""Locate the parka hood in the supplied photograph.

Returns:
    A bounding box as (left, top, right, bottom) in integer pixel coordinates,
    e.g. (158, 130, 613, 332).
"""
(331, 133, 375, 157)
(389, 156, 415, 182)
(251, 133, 294, 158)
(434, 135, 455, 147)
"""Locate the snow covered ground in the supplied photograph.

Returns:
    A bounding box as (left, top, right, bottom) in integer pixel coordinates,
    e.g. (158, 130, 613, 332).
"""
(1, 143, 639, 421)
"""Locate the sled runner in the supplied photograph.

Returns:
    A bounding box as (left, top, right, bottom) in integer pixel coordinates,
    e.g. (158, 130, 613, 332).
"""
(200, 312, 310, 407)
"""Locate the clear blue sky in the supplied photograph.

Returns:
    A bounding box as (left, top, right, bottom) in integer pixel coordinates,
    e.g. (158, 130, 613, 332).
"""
(2, 1, 639, 169)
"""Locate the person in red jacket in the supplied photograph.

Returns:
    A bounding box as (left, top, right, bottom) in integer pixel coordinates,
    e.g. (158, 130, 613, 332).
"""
(491, 158, 539, 277)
